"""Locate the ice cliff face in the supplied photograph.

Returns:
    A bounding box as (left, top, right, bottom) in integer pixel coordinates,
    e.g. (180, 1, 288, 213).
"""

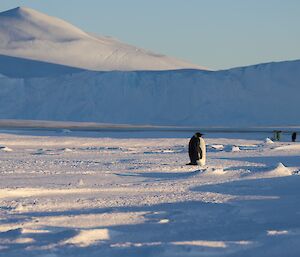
(0, 60, 299, 126)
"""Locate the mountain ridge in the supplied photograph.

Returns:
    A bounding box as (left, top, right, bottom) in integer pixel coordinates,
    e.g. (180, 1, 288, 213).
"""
(0, 6, 205, 73)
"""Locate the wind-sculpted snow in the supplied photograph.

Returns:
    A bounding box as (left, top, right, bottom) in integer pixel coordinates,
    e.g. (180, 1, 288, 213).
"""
(0, 60, 299, 126)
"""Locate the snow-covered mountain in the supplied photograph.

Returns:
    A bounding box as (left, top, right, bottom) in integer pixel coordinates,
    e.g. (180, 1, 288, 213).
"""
(0, 60, 299, 127)
(0, 6, 204, 77)
(0, 7, 299, 127)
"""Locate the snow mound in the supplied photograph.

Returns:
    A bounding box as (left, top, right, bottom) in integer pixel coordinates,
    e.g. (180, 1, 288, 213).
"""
(212, 168, 227, 175)
(230, 145, 240, 152)
(210, 145, 224, 151)
(0, 146, 13, 152)
(264, 138, 274, 145)
(266, 163, 293, 177)
(77, 179, 85, 186)
(0, 7, 204, 75)
(61, 148, 73, 152)
(222, 145, 241, 152)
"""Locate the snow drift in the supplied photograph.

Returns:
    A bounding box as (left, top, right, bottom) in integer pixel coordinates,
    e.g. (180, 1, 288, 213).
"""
(0, 6, 204, 77)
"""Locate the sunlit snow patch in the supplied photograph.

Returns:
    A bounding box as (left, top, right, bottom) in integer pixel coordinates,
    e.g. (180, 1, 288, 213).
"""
(272, 144, 300, 152)
(171, 240, 227, 248)
(61, 129, 72, 134)
(203, 167, 227, 176)
(267, 230, 289, 236)
(14, 237, 35, 244)
(158, 219, 169, 224)
(63, 228, 110, 247)
(22, 228, 51, 234)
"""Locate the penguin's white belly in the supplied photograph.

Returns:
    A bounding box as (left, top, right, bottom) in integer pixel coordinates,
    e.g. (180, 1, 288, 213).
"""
(199, 138, 206, 166)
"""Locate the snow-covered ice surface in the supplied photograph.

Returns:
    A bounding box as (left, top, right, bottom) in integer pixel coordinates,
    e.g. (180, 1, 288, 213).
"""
(0, 130, 300, 257)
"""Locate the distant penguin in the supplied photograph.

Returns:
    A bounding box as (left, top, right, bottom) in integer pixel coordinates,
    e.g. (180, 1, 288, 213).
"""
(292, 132, 297, 142)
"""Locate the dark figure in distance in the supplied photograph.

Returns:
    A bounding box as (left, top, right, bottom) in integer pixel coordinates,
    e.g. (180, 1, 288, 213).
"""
(187, 132, 206, 166)
(292, 132, 297, 142)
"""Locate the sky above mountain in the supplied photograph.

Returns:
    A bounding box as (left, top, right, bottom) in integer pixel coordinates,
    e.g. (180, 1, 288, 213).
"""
(0, 0, 299, 70)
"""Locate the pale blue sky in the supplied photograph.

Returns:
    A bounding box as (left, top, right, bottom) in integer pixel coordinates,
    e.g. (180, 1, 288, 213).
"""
(0, 0, 299, 70)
